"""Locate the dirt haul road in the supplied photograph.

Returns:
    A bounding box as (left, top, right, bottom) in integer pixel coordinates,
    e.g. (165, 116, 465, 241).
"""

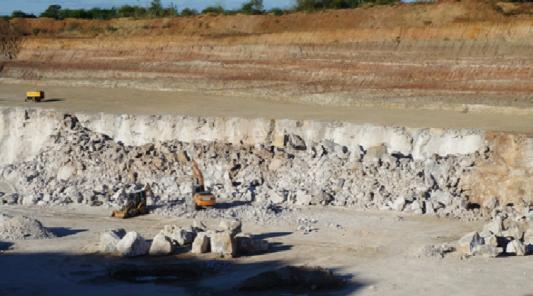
(1, 82, 533, 134)
(1, 205, 533, 296)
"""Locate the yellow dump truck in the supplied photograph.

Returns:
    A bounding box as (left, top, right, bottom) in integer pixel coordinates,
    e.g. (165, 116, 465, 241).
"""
(26, 91, 45, 102)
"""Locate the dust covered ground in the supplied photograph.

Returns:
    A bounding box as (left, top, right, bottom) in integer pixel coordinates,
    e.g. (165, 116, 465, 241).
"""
(1, 83, 532, 134)
(1, 205, 533, 295)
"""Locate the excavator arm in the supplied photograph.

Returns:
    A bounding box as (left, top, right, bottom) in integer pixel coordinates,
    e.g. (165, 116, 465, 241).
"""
(192, 160, 205, 188)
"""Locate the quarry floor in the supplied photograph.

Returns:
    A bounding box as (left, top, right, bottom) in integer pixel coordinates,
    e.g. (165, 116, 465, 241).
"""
(1, 82, 532, 134)
(1, 205, 533, 295)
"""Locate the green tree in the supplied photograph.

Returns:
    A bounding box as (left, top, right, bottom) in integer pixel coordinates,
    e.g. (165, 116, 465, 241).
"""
(11, 10, 36, 18)
(163, 3, 179, 17)
(40, 4, 62, 19)
(241, 0, 264, 14)
(149, 0, 164, 17)
(202, 5, 225, 15)
(118, 5, 136, 17)
(270, 8, 284, 16)
(181, 8, 198, 16)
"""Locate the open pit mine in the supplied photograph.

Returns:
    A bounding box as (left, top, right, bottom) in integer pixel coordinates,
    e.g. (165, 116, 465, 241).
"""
(0, 0, 532, 295)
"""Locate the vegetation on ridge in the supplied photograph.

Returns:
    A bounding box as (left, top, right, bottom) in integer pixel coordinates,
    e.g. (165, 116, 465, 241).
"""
(3, 0, 403, 20)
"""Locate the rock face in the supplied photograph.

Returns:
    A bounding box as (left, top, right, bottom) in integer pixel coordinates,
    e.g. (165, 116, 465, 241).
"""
(191, 232, 210, 254)
(210, 231, 236, 257)
(99, 229, 126, 253)
(149, 233, 174, 256)
(116, 231, 149, 257)
(0, 108, 530, 220)
(0, 215, 55, 240)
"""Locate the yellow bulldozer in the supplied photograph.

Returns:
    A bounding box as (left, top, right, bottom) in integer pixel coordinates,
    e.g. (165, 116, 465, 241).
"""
(111, 184, 152, 219)
(25, 91, 45, 103)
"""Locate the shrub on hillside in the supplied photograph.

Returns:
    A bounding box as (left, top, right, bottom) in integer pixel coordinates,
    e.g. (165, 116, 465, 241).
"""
(181, 8, 199, 16)
(271, 8, 285, 16)
(241, 0, 264, 15)
(202, 5, 225, 15)
(294, 0, 397, 11)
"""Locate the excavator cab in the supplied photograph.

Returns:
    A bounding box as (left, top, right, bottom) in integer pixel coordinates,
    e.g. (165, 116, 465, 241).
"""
(191, 160, 216, 210)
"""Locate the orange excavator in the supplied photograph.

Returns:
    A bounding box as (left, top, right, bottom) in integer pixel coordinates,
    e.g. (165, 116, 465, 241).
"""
(191, 160, 216, 210)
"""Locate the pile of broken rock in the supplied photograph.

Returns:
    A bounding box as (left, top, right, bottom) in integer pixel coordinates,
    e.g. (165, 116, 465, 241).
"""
(99, 219, 268, 258)
(458, 209, 533, 258)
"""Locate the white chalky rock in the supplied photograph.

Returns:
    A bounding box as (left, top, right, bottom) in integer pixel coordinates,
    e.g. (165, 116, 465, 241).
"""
(294, 190, 312, 206)
(391, 197, 406, 211)
(458, 232, 484, 256)
(161, 225, 195, 246)
(116, 231, 149, 257)
(99, 229, 126, 253)
(268, 190, 285, 204)
(191, 232, 210, 254)
(506, 239, 526, 256)
(218, 219, 242, 237)
(149, 233, 174, 256)
(210, 231, 235, 257)
(483, 216, 503, 236)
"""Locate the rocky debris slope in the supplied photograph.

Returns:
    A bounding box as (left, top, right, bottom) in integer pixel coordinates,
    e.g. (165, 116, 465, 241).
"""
(0, 113, 494, 220)
(0, 214, 55, 240)
(457, 206, 533, 258)
(99, 219, 268, 258)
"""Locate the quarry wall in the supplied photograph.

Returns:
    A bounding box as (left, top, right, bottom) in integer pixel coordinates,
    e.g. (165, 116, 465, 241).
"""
(0, 107, 530, 217)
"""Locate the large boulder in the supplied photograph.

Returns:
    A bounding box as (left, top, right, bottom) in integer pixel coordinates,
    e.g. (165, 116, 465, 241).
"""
(235, 233, 269, 255)
(99, 228, 126, 253)
(458, 232, 484, 256)
(160, 225, 195, 246)
(472, 245, 502, 258)
(116, 231, 149, 257)
(482, 216, 503, 236)
(506, 239, 526, 256)
(191, 232, 210, 254)
(218, 219, 242, 238)
(149, 233, 174, 256)
(210, 231, 235, 257)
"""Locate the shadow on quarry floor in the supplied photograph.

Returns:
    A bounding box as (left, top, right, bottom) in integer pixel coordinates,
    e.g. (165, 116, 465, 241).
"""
(0, 251, 367, 295)
(215, 200, 252, 209)
(48, 227, 88, 238)
(0, 241, 13, 251)
(254, 231, 292, 240)
(41, 98, 65, 103)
